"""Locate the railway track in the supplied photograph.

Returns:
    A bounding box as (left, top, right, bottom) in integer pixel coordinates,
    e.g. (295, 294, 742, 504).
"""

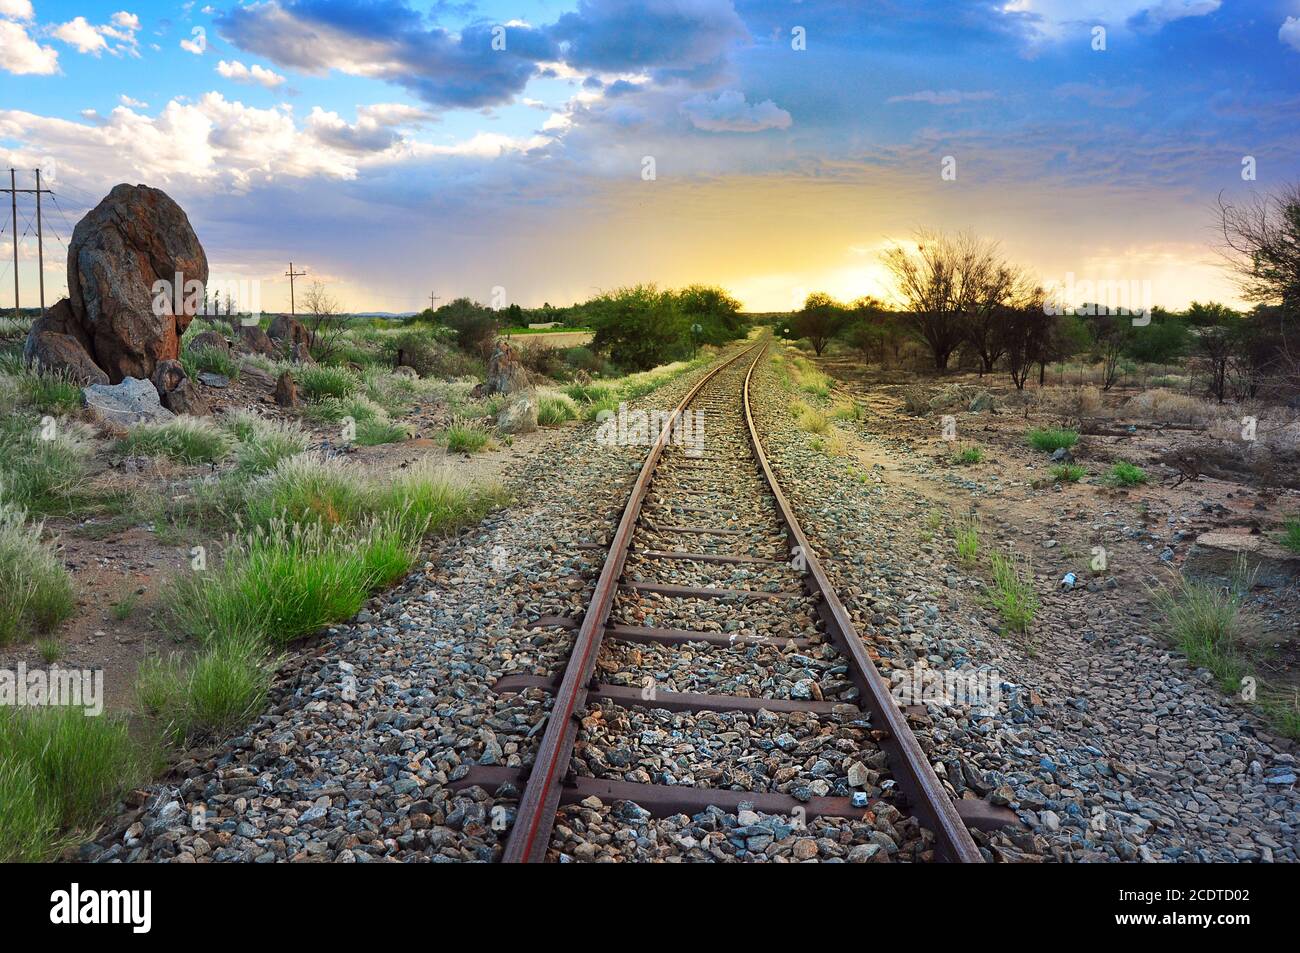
(460, 341, 985, 862)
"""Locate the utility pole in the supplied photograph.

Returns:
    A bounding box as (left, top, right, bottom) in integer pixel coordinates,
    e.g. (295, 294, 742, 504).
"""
(285, 261, 307, 317)
(430, 292, 440, 311)
(1, 168, 55, 318)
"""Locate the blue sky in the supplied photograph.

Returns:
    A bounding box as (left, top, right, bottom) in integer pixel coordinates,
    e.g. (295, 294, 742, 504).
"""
(2, 0, 1299, 312)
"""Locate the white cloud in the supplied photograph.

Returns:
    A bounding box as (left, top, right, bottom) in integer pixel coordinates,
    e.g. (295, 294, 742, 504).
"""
(887, 89, 997, 105)
(0, 19, 58, 74)
(52, 11, 140, 57)
(180, 31, 206, 55)
(0, 0, 34, 21)
(680, 90, 791, 133)
(119, 94, 149, 108)
(1281, 17, 1300, 53)
(217, 59, 286, 88)
(53, 16, 108, 55)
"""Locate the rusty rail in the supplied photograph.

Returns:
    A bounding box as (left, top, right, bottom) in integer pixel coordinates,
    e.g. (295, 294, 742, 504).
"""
(500, 340, 984, 862)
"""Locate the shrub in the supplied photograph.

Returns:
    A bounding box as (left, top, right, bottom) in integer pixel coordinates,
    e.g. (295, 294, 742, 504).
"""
(1025, 427, 1079, 453)
(297, 364, 360, 402)
(385, 327, 473, 377)
(119, 417, 233, 464)
(954, 445, 983, 465)
(1049, 463, 1086, 483)
(1107, 461, 1148, 486)
(1043, 385, 1101, 419)
(1125, 389, 1208, 425)
(589, 284, 688, 371)
(520, 344, 566, 379)
(989, 550, 1038, 633)
(0, 507, 75, 645)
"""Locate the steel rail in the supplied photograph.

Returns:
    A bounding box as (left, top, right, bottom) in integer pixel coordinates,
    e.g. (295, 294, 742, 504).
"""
(740, 344, 983, 862)
(501, 341, 766, 862)
(503, 338, 983, 863)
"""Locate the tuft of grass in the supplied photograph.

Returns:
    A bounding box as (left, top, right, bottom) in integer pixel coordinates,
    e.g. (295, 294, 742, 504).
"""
(564, 381, 617, 405)
(953, 445, 983, 465)
(0, 707, 144, 861)
(1150, 574, 1249, 692)
(229, 415, 309, 475)
(183, 345, 240, 381)
(0, 506, 76, 646)
(355, 417, 410, 446)
(988, 550, 1038, 633)
(297, 364, 360, 402)
(0, 416, 91, 515)
(1025, 427, 1079, 453)
(1106, 461, 1148, 486)
(119, 417, 233, 465)
(444, 421, 491, 453)
(954, 514, 980, 566)
(111, 587, 140, 621)
(243, 454, 370, 531)
(537, 392, 579, 426)
(792, 400, 829, 435)
(1049, 463, 1086, 483)
(167, 517, 422, 648)
(37, 637, 63, 663)
(15, 369, 82, 415)
(1277, 517, 1300, 554)
(138, 639, 275, 744)
(830, 400, 863, 422)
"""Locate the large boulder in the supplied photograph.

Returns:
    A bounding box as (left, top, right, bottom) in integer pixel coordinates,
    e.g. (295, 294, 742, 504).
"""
(267, 315, 311, 350)
(496, 390, 538, 434)
(273, 370, 300, 408)
(151, 359, 209, 416)
(234, 324, 277, 356)
(486, 339, 529, 395)
(187, 330, 230, 356)
(24, 299, 108, 385)
(83, 376, 175, 428)
(68, 183, 207, 383)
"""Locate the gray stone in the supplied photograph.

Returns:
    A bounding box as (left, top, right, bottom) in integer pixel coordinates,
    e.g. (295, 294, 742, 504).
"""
(83, 376, 175, 427)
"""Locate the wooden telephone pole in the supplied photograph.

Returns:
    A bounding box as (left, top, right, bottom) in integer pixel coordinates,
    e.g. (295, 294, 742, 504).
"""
(285, 262, 307, 317)
(1, 168, 54, 318)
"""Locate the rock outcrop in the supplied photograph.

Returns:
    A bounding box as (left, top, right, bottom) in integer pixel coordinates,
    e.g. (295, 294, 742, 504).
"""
(151, 359, 209, 416)
(23, 299, 108, 385)
(496, 390, 538, 434)
(83, 377, 175, 428)
(273, 370, 300, 408)
(268, 315, 311, 351)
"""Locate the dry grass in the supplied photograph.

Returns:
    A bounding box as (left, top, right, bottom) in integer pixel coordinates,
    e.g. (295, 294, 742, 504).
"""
(1125, 389, 1211, 425)
(1042, 385, 1102, 419)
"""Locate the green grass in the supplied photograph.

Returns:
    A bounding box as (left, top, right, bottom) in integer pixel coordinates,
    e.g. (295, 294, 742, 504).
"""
(830, 400, 864, 422)
(954, 514, 980, 567)
(0, 416, 91, 515)
(183, 345, 240, 381)
(1106, 461, 1148, 486)
(444, 421, 491, 453)
(953, 445, 983, 465)
(792, 400, 829, 434)
(1150, 575, 1249, 692)
(16, 370, 82, 415)
(355, 417, 410, 446)
(0, 507, 76, 646)
(0, 707, 144, 861)
(136, 639, 275, 744)
(37, 637, 63, 663)
(297, 364, 360, 402)
(226, 414, 309, 475)
(537, 392, 579, 426)
(111, 587, 140, 621)
(168, 517, 421, 647)
(989, 550, 1038, 633)
(1049, 463, 1086, 483)
(242, 454, 371, 531)
(1277, 517, 1300, 554)
(118, 417, 233, 464)
(1025, 427, 1079, 453)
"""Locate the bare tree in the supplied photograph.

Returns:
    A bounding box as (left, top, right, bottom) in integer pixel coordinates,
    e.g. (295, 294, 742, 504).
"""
(1218, 185, 1300, 310)
(300, 280, 347, 362)
(882, 231, 1014, 371)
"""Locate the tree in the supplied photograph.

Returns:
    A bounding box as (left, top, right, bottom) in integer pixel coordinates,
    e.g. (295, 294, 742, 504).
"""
(843, 297, 898, 365)
(1123, 308, 1191, 366)
(589, 284, 687, 371)
(1186, 301, 1240, 401)
(882, 231, 1010, 371)
(300, 280, 348, 362)
(792, 292, 845, 355)
(1088, 312, 1134, 391)
(1218, 184, 1300, 312)
(965, 260, 1035, 376)
(675, 285, 746, 345)
(437, 297, 499, 356)
(1003, 305, 1056, 390)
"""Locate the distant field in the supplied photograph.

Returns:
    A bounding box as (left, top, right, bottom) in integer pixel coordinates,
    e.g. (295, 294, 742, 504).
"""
(505, 329, 594, 348)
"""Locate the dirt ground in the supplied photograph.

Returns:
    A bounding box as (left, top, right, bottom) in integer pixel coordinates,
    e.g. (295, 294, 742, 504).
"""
(813, 348, 1300, 710)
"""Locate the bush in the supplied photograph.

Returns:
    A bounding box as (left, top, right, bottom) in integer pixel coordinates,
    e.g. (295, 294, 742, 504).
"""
(119, 417, 233, 464)
(1043, 385, 1102, 419)
(1025, 427, 1079, 452)
(519, 344, 566, 380)
(436, 299, 499, 356)
(1107, 461, 1148, 486)
(297, 364, 360, 402)
(589, 285, 687, 371)
(385, 327, 472, 377)
(989, 550, 1038, 633)
(0, 505, 75, 646)
(562, 346, 615, 378)
(1049, 463, 1086, 483)
(1124, 389, 1209, 425)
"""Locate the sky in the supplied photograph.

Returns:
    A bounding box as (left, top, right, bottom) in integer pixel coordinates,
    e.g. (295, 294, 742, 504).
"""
(1, 0, 1299, 314)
